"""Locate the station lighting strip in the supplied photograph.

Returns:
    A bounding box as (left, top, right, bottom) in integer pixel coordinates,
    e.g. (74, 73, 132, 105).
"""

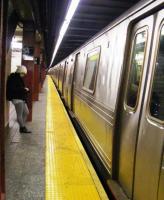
(50, 0, 81, 67)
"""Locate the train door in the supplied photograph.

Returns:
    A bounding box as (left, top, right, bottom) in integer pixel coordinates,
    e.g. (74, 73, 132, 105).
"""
(63, 60, 69, 105)
(71, 53, 80, 112)
(116, 15, 155, 198)
(57, 65, 61, 89)
(61, 61, 67, 95)
(59, 64, 64, 93)
(133, 10, 164, 200)
(67, 57, 75, 109)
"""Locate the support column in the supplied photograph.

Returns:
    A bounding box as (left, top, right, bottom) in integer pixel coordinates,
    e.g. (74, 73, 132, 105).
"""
(39, 51, 46, 90)
(0, 0, 8, 199)
(22, 22, 35, 121)
(33, 39, 41, 101)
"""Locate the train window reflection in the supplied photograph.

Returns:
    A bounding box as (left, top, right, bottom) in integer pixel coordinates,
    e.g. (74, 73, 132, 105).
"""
(150, 25, 164, 120)
(126, 30, 147, 108)
(83, 47, 100, 92)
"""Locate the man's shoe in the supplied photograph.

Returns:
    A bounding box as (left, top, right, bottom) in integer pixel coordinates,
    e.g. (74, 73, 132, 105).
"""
(20, 127, 31, 133)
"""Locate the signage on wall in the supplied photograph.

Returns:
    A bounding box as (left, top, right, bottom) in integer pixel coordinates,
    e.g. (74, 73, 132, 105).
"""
(22, 46, 34, 61)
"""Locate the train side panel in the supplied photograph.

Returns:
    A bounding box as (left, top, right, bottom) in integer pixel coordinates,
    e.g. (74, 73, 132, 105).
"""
(72, 20, 129, 171)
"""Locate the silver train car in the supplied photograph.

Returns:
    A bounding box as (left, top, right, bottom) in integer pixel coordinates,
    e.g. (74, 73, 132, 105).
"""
(49, 1, 164, 199)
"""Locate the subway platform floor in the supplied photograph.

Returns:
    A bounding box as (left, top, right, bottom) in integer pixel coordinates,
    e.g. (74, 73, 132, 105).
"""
(5, 80, 47, 200)
(5, 76, 109, 200)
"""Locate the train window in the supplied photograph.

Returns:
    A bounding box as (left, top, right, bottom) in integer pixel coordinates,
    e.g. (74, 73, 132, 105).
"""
(149, 25, 164, 120)
(63, 61, 68, 83)
(83, 47, 100, 92)
(126, 29, 148, 108)
(74, 53, 80, 88)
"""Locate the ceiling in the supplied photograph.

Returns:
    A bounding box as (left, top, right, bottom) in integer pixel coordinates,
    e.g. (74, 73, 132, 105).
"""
(10, 0, 142, 66)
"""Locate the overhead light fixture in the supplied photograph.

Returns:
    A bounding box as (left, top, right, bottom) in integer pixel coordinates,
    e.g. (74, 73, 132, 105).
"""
(50, 0, 80, 67)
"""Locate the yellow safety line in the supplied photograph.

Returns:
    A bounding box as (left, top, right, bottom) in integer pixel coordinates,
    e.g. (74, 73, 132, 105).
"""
(45, 76, 109, 200)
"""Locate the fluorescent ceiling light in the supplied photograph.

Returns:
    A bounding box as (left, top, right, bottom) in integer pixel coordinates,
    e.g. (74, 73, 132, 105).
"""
(50, 0, 80, 66)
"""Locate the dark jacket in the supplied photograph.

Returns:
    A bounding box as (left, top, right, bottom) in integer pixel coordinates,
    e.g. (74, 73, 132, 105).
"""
(6, 73, 28, 101)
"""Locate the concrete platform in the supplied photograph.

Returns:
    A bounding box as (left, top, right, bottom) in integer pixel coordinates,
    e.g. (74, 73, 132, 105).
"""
(5, 79, 47, 200)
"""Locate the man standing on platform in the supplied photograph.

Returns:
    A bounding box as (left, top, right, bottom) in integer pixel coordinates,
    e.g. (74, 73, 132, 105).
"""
(6, 65, 31, 133)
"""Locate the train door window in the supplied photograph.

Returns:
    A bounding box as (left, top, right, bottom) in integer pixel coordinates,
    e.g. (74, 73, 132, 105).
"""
(149, 25, 164, 120)
(126, 28, 148, 108)
(83, 47, 100, 93)
(74, 53, 80, 88)
(64, 61, 68, 83)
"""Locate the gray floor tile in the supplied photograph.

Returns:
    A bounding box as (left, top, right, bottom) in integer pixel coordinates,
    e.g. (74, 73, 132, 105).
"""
(5, 79, 47, 199)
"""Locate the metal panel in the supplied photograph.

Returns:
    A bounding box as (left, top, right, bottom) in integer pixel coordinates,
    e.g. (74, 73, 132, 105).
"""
(95, 22, 128, 110)
(74, 93, 113, 170)
(134, 10, 164, 200)
(116, 15, 154, 198)
(72, 21, 128, 172)
(158, 152, 164, 200)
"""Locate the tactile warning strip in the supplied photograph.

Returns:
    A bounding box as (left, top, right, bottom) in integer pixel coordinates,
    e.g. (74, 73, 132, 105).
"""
(45, 76, 109, 200)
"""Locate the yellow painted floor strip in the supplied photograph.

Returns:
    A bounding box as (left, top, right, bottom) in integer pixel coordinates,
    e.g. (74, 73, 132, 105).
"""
(46, 76, 109, 200)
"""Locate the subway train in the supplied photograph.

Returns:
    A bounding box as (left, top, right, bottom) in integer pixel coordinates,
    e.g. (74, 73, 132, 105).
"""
(49, 1, 164, 200)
